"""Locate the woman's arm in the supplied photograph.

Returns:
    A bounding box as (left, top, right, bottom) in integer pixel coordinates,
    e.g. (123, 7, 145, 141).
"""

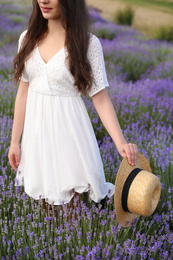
(8, 80, 29, 171)
(92, 88, 138, 166)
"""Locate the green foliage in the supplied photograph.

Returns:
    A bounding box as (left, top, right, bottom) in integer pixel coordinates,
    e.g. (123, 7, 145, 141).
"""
(0, 34, 18, 47)
(118, 0, 173, 11)
(0, 78, 16, 118)
(8, 7, 31, 15)
(154, 25, 173, 43)
(9, 15, 25, 24)
(121, 55, 153, 82)
(96, 28, 117, 40)
(113, 6, 134, 26)
(114, 52, 158, 83)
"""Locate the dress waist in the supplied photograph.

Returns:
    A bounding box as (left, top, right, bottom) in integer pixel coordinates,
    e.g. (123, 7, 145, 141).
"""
(29, 81, 81, 97)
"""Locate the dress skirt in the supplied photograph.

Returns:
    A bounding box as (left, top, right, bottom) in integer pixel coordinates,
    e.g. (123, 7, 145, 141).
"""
(15, 87, 115, 205)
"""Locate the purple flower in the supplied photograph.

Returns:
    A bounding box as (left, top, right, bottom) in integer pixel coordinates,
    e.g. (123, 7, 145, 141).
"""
(39, 250, 44, 257)
(7, 240, 12, 245)
(24, 246, 29, 254)
(26, 214, 31, 221)
(29, 232, 34, 239)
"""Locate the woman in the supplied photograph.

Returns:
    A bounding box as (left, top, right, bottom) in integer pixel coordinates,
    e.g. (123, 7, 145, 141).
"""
(8, 0, 138, 223)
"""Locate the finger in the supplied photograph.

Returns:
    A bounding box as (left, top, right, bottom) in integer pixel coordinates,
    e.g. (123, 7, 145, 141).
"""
(9, 154, 14, 168)
(10, 155, 17, 171)
(12, 166, 17, 171)
(15, 155, 20, 167)
(128, 143, 139, 166)
(10, 162, 16, 171)
(134, 145, 138, 165)
(124, 145, 132, 165)
(129, 143, 135, 166)
(9, 159, 16, 171)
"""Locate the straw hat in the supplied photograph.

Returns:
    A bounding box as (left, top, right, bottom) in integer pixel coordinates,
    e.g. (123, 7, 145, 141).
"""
(114, 153, 161, 227)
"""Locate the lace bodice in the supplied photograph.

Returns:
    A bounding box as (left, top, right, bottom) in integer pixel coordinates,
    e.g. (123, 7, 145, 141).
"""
(18, 30, 109, 97)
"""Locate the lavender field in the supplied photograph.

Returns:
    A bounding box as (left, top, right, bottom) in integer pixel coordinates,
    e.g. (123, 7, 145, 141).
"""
(0, 3, 173, 260)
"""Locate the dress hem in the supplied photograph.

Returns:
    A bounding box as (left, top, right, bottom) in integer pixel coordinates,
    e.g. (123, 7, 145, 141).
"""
(15, 181, 115, 206)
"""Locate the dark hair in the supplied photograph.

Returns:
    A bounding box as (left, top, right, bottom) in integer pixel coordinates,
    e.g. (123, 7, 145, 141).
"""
(13, 0, 94, 97)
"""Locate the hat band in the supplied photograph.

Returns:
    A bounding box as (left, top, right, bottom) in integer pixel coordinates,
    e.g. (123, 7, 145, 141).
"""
(122, 168, 142, 213)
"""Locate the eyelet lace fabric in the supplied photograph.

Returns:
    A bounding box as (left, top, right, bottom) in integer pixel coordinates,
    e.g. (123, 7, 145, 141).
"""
(87, 34, 109, 97)
(15, 30, 114, 205)
(18, 30, 109, 97)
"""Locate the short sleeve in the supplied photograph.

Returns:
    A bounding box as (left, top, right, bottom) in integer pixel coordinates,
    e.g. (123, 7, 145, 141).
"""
(87, 34, 109, 97)
(18, 30, 29, 82)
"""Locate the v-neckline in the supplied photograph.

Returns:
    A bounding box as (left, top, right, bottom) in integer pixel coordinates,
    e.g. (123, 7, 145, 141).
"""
(36, 45, 65, 65)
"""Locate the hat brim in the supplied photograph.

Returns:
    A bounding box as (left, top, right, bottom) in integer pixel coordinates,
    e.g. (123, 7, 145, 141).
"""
(114, 153, 151, 227)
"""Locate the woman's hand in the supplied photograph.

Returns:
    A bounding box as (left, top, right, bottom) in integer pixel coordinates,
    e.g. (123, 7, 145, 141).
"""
(8, 144, 20, 171)
(118, 142, 138, 166)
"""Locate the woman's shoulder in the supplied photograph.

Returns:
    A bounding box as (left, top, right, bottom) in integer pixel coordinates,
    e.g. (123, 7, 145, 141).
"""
(18, 29, 28, 43)
(18, 30, 28, 52)
(87, 32, 103, 58)
(88, 32, 101, 46)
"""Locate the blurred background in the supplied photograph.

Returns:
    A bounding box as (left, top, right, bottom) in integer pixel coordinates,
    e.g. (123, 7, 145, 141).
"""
(3, 0, 173, 39)
(86, 0, 173, 38)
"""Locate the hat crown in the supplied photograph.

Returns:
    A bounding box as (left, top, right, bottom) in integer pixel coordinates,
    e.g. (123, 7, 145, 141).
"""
(127, 170, 161, 216)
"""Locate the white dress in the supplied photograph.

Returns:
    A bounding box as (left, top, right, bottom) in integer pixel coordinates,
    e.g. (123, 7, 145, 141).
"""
(15, 30, 115, 205)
